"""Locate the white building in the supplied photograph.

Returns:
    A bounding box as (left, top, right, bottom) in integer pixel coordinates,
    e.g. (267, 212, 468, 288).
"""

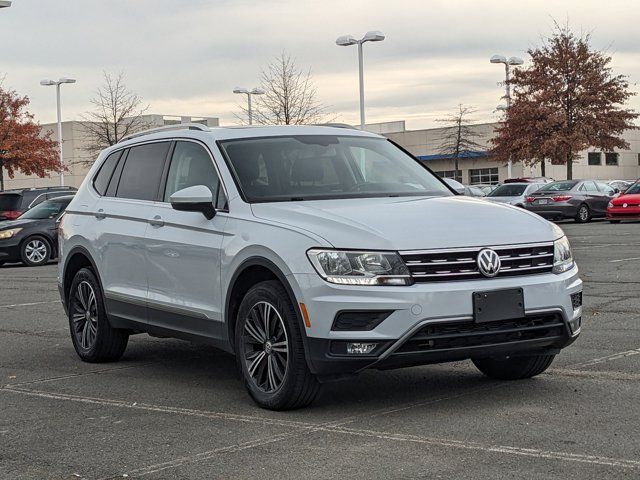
(381, 121, 640, 184)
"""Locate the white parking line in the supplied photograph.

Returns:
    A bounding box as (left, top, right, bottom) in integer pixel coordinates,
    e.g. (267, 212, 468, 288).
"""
(609, 257, 640, 263)
(0, 300, 59, 309)
(567, 349, 640, 369)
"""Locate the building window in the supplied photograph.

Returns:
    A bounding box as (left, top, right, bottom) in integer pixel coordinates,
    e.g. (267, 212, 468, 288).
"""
(469, 168, 499, 185)
(434, 170, 462, 182)
(588, 152, 601, 165)
(605, 152, 619, 166)
(638, 153, 640, 166)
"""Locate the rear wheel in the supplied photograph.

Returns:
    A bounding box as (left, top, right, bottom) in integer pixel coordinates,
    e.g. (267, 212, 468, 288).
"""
(472, 354, 555, 380)
(21, 236, 51, 266)
(68, 267, 129, 362)
(235, 280, 319, 410)
(575, 204, 590, 223)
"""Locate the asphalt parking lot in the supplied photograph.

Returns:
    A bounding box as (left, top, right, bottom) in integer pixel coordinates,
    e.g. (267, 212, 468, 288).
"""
(1, 221, 639, 479)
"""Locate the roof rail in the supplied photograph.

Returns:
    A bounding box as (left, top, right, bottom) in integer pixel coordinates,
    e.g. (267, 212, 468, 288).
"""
(311, 123, 359, 130)
(119, 123, 211, 143)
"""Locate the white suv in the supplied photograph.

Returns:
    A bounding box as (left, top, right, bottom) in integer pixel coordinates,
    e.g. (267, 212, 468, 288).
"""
(58, 124, 582, 410)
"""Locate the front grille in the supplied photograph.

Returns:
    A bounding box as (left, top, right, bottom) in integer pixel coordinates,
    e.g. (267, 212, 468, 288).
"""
(396, 313, 564, 354)
(400, 242, 554, 282)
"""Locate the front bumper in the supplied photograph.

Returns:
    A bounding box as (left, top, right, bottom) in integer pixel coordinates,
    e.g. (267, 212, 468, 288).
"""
(293, 266, 582, 376)
(0, 239, 22, 263)
(607, 207, 640, 220)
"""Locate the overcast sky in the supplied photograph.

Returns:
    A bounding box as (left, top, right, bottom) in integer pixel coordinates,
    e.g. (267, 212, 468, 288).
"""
(1, 0, 639, 130)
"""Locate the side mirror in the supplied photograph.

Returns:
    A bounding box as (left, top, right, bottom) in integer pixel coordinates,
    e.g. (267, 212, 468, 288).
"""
(170, 185, 215, 220)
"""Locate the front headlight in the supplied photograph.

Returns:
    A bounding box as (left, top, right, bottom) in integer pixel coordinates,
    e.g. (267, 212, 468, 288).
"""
(0, 228, 22, 240)
(307, 249, 412, 286)
(552, 236, 574, 274)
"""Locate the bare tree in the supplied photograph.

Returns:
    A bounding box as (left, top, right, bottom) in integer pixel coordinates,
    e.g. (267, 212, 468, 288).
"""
(436, 105, 484, 181)
(245, 52, 328, 125)
(81, 71, 149, 162)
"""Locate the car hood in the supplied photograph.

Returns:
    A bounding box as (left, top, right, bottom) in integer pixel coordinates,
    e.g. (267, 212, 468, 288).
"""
(251, 196, 557, 250)
(0, 219, 39, 230)
(612, 193, 640, 205)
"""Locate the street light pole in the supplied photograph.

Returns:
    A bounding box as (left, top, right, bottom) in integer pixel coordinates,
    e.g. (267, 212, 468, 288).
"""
(40, 77, 76, 187)
(490, 55, 523, 179)
(336, 30, 385, 130)
(233, 87, 265, 125)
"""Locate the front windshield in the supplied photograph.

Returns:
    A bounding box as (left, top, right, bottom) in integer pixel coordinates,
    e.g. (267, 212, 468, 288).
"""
(537, 181, 578, 192)
(19, 197, 70, 220)
(220, 135, 453, 202)
(625, 181, 640, 195)
(488, 184, 528, 197)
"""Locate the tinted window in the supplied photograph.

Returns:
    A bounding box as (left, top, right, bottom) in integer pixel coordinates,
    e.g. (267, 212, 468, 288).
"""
(605, 153, 619, 166)
(116, 142, 170, 201)
(0, 194, 21, 211)
(582, 181, 598, 192)
(488, 184, 528, 197)
(538, 181, 578, 192)
(19, 197, 71, 220)
(93, 151, 122, 196)
(588, 152, 601, 165)
(164, 142, 221, 203)
(221, 136, 452, 202)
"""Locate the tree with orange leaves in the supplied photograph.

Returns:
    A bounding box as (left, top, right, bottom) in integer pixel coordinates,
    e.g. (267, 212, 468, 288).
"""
(0, 86, 61, 190)
(491, 25, 638, 179)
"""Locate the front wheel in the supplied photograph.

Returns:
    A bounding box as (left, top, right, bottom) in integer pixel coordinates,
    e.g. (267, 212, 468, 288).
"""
(68, 267, 129, 362)
(235, 280, 319, 410)
(472, 354, 555, 380)
(21, 236, 51, 266)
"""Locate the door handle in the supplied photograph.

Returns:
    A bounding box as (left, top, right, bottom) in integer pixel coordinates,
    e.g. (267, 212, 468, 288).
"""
(94, 209, 106, 220)
(149, 215, 164, 227)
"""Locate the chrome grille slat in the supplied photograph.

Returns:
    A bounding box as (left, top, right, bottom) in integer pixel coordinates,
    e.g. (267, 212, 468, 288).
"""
(401, 243, 555, 282)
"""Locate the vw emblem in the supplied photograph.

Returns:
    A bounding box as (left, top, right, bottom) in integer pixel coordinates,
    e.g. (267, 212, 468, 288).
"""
(477, 248, 501, 278)
(623, 203, 628, 208)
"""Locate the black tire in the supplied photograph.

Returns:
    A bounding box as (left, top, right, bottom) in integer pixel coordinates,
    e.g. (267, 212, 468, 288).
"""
(472, 354, 555, 380)
(235, 280, 319, 410)
(68, 267, 128, 363)
(609, 220, 621, 224)
(20, 235, 51, 266)
(575, 204, 591, 223)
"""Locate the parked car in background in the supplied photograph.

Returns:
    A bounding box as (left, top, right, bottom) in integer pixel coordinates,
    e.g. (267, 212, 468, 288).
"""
(463, 185, 487, 197)
(442, 177, 465, 194)
(607, 180, 633, 193)
(607, 180, 640, 223)
(525, 180, 616, 223)
(0, 186, 76, 222)
(475, 184, 499, 195)
(487, 182, 546, 207)
(0, 195, 73, 267)
(504, 177, 553, 184)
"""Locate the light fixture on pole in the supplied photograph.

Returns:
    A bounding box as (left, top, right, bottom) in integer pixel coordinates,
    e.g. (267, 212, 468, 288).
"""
(490, 55, 523, 179)
(336, 30, 385, 130)
(40, 77, 76, 187)
(0, 1, 12, 8)
(233, 87, 265, 125)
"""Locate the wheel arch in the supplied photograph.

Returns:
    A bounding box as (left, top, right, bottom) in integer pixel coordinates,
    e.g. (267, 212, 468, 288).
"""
(224, 257, 309, 358)
(62, 246, 104, 311)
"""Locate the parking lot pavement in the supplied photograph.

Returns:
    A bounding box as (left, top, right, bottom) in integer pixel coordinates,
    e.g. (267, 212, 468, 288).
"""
(1, 221, 639, 479)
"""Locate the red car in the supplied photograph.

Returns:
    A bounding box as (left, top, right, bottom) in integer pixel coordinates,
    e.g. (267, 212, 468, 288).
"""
(607, 180, 640, 223)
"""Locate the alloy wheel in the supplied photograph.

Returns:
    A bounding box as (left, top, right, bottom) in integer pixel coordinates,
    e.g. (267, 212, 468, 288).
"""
(25, 239, 48, 264)
(242, 301, 289, 393)
(71, 281, 98, 350)
(578, 206, 589, 222)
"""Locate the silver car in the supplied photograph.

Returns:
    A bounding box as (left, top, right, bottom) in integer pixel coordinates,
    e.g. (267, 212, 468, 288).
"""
(57, 124, 582, 410)
(487, 182, 546, 208)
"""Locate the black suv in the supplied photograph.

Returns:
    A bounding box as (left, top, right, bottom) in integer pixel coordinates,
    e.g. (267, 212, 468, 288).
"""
(0, 186, 77, 222)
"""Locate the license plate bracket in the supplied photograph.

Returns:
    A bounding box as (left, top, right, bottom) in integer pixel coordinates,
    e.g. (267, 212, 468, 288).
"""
(473, 288, 525, 323)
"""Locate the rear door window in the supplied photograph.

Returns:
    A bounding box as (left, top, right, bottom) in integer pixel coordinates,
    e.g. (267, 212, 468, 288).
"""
(116, 142, 171, 201)
(93, 151, 123, 196)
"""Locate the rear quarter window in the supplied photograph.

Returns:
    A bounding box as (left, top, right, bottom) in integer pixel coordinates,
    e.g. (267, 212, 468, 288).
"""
(93, 150, 123, 196)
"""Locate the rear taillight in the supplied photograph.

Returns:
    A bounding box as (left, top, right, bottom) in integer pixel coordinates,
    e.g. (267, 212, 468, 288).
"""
(552, 195, 572, 202)
(525, 196, 535, 203)
(57, 213, 66, 237)
(0, 210, 22, 220)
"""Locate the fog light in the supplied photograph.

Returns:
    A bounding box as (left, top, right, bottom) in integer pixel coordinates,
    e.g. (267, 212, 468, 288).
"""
(346, 342, 378, 355)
